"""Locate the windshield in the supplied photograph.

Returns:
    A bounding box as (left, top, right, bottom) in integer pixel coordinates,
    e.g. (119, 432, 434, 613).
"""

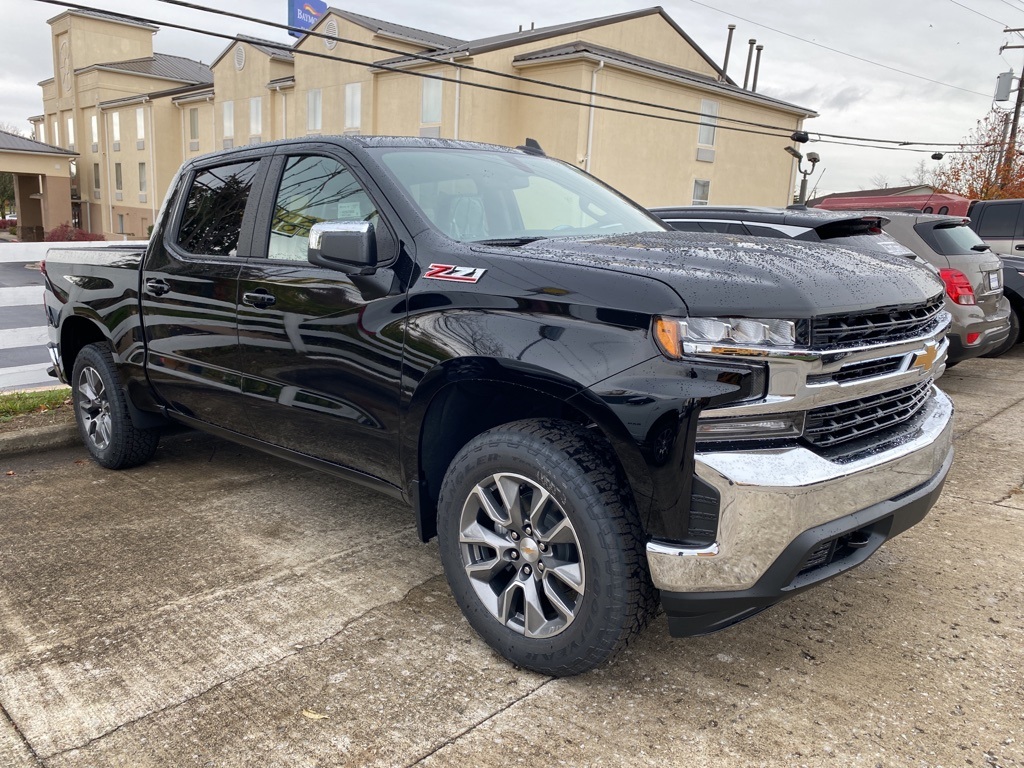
(372, 148, 667, 242)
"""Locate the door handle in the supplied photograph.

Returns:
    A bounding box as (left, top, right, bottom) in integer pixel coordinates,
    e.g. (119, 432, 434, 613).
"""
(1015, 244, 1024, 251)
(144, 277, 170, 296)
(242, 290, 277, 308)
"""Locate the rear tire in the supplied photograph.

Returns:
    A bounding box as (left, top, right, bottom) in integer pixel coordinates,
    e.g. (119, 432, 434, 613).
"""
(437, 419, 656, 676)
(980, 305, 1021, 358)
(72, 343, 159, 469)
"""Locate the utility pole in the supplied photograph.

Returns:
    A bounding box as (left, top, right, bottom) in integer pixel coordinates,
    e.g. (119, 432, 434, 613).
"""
(1000, 31, 1024, 187)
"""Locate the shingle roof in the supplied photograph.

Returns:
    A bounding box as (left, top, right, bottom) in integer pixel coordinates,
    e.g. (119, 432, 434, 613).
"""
(511, 41, 816, 116)
(326, 8, 464, 49)
(0, 130, 76, 156)
(84, 53, 213, 84)
(99, 82, 215, 109)
(236, 35, 295, 61)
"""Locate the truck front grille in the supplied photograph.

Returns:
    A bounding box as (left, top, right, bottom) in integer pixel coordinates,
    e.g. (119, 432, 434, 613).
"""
(807, 355, 905, 385)
(803, 380, 932, 448)
(812, 294, 944, 348)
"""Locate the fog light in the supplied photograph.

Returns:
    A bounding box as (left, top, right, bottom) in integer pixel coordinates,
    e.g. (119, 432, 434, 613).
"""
(696, 412, 805, 442)
(966, 332, 980, 345)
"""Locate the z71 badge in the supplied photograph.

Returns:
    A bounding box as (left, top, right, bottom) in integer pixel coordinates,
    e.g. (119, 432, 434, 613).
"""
(424, 264, 487, 283)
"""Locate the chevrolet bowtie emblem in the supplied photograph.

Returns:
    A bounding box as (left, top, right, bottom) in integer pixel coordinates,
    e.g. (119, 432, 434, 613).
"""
(912, 342, 939, 373)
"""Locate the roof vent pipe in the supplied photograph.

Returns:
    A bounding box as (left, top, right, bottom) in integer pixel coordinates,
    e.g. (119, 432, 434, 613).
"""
(742, 38, 756, 89)
(752, 44, 764, 92)
(721, 24, 736, 80)
(531, 22, 535, 30)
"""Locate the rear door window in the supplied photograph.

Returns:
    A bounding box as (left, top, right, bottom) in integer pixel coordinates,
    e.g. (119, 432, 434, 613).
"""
(176, 161, 261, 256)
(977, 203, 1020, 238)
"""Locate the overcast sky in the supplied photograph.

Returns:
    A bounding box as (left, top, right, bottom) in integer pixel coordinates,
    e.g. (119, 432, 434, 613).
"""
(2, 0, 1019, 195)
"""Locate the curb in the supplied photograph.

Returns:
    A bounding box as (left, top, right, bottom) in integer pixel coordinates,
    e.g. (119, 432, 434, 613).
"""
(0, 423, 80, 458)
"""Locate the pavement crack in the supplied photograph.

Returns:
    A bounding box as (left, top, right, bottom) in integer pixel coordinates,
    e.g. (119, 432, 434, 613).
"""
(39, 576, 434, 762)
(949, 393, 1024, 442)
(0, 699, 44, 767)
(404, 678, 555, 767)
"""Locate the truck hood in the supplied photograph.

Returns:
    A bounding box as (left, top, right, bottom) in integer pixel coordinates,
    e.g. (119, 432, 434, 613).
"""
(518, 231, 945, 317)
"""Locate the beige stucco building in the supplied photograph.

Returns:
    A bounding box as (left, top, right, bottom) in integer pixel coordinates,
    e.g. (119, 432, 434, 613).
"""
(33, 6, 816, 240)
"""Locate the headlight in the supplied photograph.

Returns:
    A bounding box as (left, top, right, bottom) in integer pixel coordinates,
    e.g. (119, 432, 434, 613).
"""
(654, 316, 797, 358)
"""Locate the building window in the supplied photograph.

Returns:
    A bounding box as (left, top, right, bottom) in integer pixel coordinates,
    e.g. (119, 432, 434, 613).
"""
(91, 113, 98, 150)
(307, 89, 322, 132)
(223, 101, 234, 148)
(139, 162, 147, 192)
(117, 214, 124, 234)
(92, 162, 100, 193)
(66, 116, 74, 150)
(421, 78, 442, 125)
(189, 108, 199, 140)
(53, 121, 58, 147)
(37, 123, 45, 143)
(115, 162, 123, 201)
(136, 107, 145, 149)
(698, 100, 718, 146)
(345, 83, 361, 132)
(249, 96, 262, 140)
(111, 112, 121, 150)
(692, 179, 711, 206)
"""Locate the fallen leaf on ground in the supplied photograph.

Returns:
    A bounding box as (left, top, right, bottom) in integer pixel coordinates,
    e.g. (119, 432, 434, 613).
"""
(302, 709, 329, 720)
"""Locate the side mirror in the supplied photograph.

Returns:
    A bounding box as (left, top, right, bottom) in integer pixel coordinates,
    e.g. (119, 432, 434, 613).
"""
(308, 221, 377, 274)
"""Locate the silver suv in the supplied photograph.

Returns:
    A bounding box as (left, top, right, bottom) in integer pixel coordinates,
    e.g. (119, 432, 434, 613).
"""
(877, 213, 1010, 363)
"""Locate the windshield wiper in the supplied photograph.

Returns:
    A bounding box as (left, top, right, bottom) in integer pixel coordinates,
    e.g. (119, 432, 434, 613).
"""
(472, 237, 548, 246)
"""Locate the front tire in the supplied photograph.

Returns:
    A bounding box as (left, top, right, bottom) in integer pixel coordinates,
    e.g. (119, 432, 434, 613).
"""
(72, 343, 159, 469)
(437, 419, 656, 676)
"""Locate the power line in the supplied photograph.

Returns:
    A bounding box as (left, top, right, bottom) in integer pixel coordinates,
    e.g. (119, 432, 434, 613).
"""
(149, 0, 977, 147)
(32, 0, 990, 153)
(153, 0, 999, 150)
(947, 0, 1008, 26)
(994, 0, 1024, 17)
(684, 0, 993, 99)
(31, 0, 794, 142)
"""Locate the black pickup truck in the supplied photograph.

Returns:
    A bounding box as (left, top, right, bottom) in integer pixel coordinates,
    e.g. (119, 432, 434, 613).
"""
(43, 136, 954, 676)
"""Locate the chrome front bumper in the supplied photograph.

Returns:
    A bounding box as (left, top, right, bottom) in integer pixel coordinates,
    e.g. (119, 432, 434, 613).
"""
(646, 387, 954, 593)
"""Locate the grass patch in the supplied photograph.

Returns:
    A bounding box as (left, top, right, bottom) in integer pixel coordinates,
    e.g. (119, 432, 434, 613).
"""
(0, 388, 72, 423)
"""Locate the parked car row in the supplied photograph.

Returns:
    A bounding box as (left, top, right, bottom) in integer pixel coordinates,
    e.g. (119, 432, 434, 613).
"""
(651, 205, 1016, 363)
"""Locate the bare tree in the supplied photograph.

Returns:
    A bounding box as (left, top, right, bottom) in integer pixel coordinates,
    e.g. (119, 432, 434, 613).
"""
(0, 121, 28, 137)
(868, 173, 890, 190)
(901, 159, 938, 188)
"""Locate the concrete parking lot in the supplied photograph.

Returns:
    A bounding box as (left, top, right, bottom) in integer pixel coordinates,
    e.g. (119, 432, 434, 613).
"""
(1, 351, 1022, 768)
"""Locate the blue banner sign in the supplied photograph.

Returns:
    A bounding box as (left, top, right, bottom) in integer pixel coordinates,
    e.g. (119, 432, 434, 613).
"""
(288, 0, 328, 38)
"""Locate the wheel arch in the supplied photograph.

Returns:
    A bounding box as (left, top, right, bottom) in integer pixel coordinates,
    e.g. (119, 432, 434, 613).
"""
(61, 314, 168, 430)
(59, 314, 109, 382)
(406, 358, 652, 543)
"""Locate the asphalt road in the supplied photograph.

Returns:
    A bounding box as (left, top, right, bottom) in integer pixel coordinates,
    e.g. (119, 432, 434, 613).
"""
(0, 351, 1022, 767)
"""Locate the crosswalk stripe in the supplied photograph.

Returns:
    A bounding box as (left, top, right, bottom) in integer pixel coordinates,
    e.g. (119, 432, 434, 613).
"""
(0, 286, 44, 307)
(0, 363, 58, 391)
(0, 326, 48, 350)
